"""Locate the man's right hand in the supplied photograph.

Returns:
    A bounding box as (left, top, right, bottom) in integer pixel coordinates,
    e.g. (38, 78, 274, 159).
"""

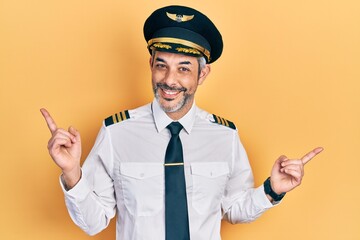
(40, 108, 82, 189)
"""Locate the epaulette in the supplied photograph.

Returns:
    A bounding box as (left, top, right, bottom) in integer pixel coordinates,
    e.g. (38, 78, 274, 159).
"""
(104, 110, 130, 127)
(212, 114, 236, 130)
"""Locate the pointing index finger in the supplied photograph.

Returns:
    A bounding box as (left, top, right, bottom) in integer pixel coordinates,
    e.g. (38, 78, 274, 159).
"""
(40, 108, 58, 134)
(301, 147, 324, 165)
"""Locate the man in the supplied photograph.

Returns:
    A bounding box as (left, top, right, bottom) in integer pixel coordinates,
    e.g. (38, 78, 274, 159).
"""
(41, 5, 323, 240)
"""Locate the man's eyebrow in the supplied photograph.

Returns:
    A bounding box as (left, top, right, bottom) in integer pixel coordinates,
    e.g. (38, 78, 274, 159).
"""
(154, 57, 191, 65)
(179, 61, 191, 65)
(155, 57, 166, 63)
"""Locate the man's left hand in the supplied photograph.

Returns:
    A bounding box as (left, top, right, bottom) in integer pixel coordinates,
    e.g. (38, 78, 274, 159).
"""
(270, 147, 324, 195)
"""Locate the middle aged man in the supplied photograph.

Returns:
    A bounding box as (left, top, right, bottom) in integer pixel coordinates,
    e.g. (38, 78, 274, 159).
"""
(41, 5, 323, 240)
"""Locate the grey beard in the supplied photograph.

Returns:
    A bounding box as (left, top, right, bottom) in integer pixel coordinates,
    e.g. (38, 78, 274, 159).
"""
(153, 84, 192, 113)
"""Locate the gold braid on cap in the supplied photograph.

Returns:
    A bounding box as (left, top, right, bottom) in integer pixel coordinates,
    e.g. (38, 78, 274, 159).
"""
(148, 37, 210, 62)
(153, 42, 172, 50)
(176, 47, 201, 55)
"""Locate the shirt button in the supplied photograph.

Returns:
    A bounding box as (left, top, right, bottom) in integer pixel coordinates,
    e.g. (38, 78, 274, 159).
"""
(140, 173, 145, 178)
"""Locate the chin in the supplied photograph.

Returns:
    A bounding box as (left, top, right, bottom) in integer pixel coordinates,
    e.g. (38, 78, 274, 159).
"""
(155, 90, 194, 114)
(160, 101, 182, 113)
(157, 97, 183, 113)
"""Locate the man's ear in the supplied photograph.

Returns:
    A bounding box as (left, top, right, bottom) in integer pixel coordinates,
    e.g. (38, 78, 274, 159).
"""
(149, 56, 153, 68)
(149, 50, 156, 68)
(198, 64, 211, 85)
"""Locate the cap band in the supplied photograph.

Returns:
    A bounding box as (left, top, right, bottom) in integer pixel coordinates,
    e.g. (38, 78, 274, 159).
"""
(148, 37, 211, 62)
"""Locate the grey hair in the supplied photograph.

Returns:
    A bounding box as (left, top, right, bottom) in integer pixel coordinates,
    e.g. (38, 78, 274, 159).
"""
(197, 56, 207, 75)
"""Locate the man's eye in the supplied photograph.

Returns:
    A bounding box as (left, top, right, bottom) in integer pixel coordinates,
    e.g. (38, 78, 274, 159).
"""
(179, 67, 190, 72)
(155, 63, 166, 69)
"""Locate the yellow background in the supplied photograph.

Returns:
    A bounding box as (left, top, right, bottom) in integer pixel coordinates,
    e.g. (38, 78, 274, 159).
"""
(1, 0, 359, 239)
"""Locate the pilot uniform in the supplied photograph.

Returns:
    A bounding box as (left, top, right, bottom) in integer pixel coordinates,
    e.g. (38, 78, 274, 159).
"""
(60, 5, 277, 240)
(61, 100, 274, 240)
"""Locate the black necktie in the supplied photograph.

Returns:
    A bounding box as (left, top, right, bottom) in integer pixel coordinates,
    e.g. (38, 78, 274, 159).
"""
(165, 122, 190, 240)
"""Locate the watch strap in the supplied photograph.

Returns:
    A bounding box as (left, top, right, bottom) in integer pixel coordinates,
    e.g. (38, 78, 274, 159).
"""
(263, 177, 286, 202)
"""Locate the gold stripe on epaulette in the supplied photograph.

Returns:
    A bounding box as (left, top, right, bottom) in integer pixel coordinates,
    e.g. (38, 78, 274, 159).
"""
(216, 115, 221, 125)
(212, 114, 236, 130)
(105, 110, 130, 127)
(224, 119, 229, 127)
(114, 111, 128, 123)
(220, 117, 228, 127)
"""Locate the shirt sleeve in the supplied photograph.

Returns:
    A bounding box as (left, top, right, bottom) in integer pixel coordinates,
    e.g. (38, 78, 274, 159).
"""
(221, 131, 276, 224)
(59, 124, 116, 235)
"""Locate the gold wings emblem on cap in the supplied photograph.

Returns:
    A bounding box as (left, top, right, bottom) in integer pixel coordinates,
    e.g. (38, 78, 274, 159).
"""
(166, 12, 194, 22)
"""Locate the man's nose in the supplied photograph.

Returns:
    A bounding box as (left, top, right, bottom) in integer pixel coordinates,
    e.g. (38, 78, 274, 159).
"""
(164, 68, 178, 86)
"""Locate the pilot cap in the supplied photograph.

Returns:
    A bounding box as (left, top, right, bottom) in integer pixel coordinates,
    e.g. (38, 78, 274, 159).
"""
(144, 5, 223, 63)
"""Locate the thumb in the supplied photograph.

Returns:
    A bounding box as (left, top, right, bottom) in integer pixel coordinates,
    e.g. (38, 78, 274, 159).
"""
(272, 155, 288, 173)
(68, 126, 81, 143)
(276, 155, 288, 166)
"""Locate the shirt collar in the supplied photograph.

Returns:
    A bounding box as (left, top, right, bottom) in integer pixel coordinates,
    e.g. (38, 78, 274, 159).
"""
(152, 98, 196, 134)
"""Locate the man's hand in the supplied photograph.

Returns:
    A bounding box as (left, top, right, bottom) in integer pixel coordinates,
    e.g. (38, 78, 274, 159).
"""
(40, 108, 82, 189)
(270, 147, 324, 195)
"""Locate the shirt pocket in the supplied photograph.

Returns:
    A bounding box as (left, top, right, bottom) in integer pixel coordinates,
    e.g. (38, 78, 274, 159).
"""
(191, 162, 229, 214)
(119, 162, 164, 217)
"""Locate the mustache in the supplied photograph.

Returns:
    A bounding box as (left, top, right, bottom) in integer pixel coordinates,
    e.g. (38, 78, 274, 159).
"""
(155, 83, 187, 92)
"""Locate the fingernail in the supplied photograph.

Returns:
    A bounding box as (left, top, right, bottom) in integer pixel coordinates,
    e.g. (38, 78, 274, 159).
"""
(317, 147, 324, 152)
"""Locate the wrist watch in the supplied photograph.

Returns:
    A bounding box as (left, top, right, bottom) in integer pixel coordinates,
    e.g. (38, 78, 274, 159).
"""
(264, 177, 286, 202)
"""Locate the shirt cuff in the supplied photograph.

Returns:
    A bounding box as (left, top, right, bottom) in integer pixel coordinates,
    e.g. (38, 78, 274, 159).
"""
(253, 184, 280, 208)
(59, 171, 91, 201)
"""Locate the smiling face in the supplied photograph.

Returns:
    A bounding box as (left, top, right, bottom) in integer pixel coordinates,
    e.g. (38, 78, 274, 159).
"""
(150, 51, 211, 120)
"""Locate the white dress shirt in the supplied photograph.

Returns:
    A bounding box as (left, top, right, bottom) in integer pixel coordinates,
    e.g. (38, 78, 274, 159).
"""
(60, 99, 275, 240)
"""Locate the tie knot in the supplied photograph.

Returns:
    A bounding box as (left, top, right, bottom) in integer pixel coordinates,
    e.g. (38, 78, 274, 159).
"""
(167, 122, 183, 136)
